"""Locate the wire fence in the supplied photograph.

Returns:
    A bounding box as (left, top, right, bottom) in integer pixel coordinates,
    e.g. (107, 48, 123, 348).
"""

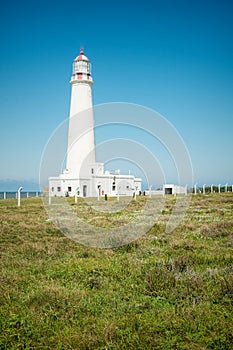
(192, 185, 233, 194)
(0, 192, 43, 199)
(0, 186, 232, 200)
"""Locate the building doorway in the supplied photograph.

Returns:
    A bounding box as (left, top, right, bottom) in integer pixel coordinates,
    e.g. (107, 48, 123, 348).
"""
(83, 185, 87, 197)
(165, 187, 173, 195)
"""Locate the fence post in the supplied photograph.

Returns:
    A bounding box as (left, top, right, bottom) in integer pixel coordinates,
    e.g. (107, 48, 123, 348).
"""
(3, 192, 6, 200)
(194, 183, 197, 195)
(18, 187, 23, 207)
(203, 184, 206, 195)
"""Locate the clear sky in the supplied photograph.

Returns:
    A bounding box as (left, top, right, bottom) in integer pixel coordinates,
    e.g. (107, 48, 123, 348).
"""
(0, 0, 232, 190)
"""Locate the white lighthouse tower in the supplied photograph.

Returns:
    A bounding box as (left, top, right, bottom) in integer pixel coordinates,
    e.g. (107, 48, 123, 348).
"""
(49, 49, 142, 198)
(66, 48, 96, 177)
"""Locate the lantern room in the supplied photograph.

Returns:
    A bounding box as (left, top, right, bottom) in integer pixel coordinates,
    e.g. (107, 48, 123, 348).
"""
(71, 48, 93, 84)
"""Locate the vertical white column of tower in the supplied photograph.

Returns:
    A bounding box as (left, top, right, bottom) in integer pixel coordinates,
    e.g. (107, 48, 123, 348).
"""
(66, 49, 96, 177)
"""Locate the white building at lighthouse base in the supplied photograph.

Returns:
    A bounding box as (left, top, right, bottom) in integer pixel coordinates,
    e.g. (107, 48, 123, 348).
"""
(49, 163, 142, 198)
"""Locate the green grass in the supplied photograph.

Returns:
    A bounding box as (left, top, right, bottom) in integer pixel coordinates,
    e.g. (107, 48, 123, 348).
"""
(0, 194, 233, 349)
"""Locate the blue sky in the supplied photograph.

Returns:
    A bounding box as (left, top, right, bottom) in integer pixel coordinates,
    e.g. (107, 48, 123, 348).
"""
(0, 0, 232, 190)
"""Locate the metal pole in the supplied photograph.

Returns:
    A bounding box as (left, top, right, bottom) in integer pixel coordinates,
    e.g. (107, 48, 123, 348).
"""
(3, 192, 6, 200)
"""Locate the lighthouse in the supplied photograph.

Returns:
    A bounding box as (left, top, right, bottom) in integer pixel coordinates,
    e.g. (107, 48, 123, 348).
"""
(66, 49, 96, 177)
(49, 49, 142, 198)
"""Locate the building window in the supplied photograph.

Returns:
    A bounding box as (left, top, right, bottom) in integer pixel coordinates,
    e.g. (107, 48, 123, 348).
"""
(91, 168, 94, 174)
(126, 185, 129, 190)
(57, 187, 61, 192)
(68, 186, 72, 192)
(51, 187, 54, 192)
(112, 182, 116, 191)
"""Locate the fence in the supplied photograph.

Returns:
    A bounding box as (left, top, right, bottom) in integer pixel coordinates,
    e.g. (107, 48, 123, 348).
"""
(0, 192, 43, 199)
(0, 186, 232, 200)
(193, 184, 233, 194)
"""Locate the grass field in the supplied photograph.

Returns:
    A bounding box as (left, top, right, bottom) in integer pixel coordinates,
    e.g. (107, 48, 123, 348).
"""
(1, 193, 233, 349)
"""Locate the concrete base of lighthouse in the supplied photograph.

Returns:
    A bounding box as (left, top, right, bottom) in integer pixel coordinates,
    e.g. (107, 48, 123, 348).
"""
(49, 163, 142, 198)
